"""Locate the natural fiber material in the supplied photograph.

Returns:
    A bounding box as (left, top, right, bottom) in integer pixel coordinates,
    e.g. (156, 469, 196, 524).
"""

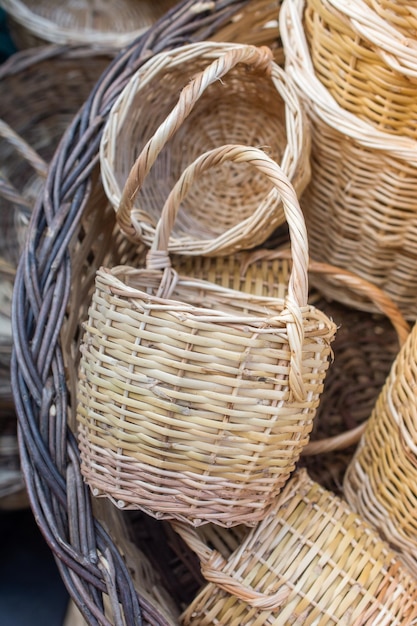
(344, 321, 417, 579)
(11, 3, 259, 624)
(100, 41, 311, 256)
(280, 0, 417, 321)
(174, 468, 417, 625)
(1, 0, 179, 50)
(77, 145, 336, 527)
(363, 0, 417, 38)
(171, 248, 410, 494)
(304, 0, 417, 140)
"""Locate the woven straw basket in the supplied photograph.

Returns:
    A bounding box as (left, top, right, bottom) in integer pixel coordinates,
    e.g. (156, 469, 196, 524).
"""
(304, 0, 417, 140)
(77, 144, 336, 527)
(344, 320, 417, 579)
(363, 0, 417, 38)
(280, 0, 417, 321)
(170, 247, 410, 492)
(1, 0, 179, 50)
(172, 468, 417, 625)
(100, 41, 311, 256)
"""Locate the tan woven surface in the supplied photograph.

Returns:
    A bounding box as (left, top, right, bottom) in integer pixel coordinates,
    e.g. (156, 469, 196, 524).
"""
(344, 321, 417, 578)
(77, 145, 336, 527)
(174, 468, 417, 625)
(280, 0, 417, 321)
(100, 41, 311, 256)
(363, 0, 417, 37)
(1, 0, 178, 49)
(304, 0, 417, 139)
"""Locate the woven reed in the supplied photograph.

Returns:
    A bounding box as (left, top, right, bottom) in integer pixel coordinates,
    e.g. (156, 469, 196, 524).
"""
(172, 248, 410, 494)
(280, 0, 417, 321)
(344, 321, 417, 579)
(10, 2, 260, 624)
(100, 41, 311, 256)
(1, 0, 179, 50)
(77, 144, 336, 527)
(173, 468, 417, 625)
(304, 0, 417, 140)
(363, 0, 417, 38)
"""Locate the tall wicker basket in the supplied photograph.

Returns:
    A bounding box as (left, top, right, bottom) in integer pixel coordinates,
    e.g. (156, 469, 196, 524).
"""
(10, 2, 286, 624)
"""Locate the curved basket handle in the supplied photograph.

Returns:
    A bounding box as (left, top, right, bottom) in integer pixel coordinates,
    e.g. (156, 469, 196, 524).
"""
(0, 119, 48, 209)
(117, 44, 274, 240)
(145, 144, 309, 401)
(170, 521, 290, 610)
(240, 249, 410, 454)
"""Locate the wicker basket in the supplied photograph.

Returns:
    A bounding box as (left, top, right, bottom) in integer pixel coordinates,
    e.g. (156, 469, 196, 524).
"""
(77, 144, 336, 527)
(1, 0, 179, 50)
(172, 248, 410, 494)
(100, 41, 311, 255)
(280, 0, 417, 321)
(172, 468, 417, 625)
(363, 0, 417, 38)
(304, 0, 417, 140)
(344, 321, 417, 579)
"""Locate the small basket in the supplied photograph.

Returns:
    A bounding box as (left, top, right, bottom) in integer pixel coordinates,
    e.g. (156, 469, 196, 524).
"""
(76, 144, 336, 527)
(100, 41, 311, 256)
(344, 320, 417, 578)
(173, 468, 417, 625)
(280, 0, 417, 320)
(1, 0, 179, 50)
(304, 0, 417, 140)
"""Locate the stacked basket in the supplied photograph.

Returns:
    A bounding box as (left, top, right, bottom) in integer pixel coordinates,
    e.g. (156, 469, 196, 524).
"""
(7, 0, 417, 624)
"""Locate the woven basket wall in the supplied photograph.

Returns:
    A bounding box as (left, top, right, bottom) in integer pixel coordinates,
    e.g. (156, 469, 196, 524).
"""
(175, 469, 417, 625)
(1, 0, 179, 50)
(344, 321, 417, 579)
(280, 0, 417, 321)
(10, 2, 279, 624)
(304, 0, 417, 140)
(100, 41, 311, 256)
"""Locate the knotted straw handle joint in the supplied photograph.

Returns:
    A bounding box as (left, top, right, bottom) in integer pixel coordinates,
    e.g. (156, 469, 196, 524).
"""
(149, 143, 308, 400)
(171, 521, 290, 611)
(117, 44, 274, 241)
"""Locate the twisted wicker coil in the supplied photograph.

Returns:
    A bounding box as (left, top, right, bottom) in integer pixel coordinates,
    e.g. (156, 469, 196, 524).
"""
(174, 468, 417, 625)
(280, 0, 417, 320)
(77, 144, 336, 527)
(344, 320, 417, 579)
(100, 41, 311, 256)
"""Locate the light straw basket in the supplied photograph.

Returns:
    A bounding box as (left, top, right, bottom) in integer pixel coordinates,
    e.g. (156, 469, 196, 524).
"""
(77, 144, 336, 527)
(100, 41, 311, 256)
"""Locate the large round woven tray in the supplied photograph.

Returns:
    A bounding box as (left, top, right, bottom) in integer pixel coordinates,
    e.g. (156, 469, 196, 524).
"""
(10, 2, 259, 624)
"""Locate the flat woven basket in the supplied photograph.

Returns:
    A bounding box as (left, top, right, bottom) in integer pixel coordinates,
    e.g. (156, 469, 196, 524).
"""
(303, 0, 417, 140)
(11, 2, 267, 624)
(280, 0, 417, 321)
(77, 144, 336, 527)
(100, 41, 311, 256)
(172, 248, 410, 494)
(0, 0, 179, 50)
(173, 468, 417, 625)
(344, 320, 417, 579)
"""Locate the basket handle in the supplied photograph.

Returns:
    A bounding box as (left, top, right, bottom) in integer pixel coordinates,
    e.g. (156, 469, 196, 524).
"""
(242, 249, 410, 454)
(0, 119, 48, 210)
(170, 520, 290, 610)
(117, 44, 274, 240)
(144, 144, 308, 402)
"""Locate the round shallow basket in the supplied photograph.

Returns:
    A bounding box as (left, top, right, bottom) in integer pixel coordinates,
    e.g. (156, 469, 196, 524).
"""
(172, 468, 417, 625)
(100, 40, 311, 256)
(77, 144, 336, 528)
(280, 0, 417, 321)
(10, 2, 264, 624)
(1, 0, 179, 51)
(344, 321, 417, 579)
(172, 248, 410, 495)
(304, 0, 417, 140)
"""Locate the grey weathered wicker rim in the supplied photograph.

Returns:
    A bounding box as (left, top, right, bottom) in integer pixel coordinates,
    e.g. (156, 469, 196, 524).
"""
(10, 2, 252, 624)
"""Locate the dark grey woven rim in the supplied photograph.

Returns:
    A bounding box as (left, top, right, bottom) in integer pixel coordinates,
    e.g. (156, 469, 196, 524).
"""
(10, 2, 250, 624)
